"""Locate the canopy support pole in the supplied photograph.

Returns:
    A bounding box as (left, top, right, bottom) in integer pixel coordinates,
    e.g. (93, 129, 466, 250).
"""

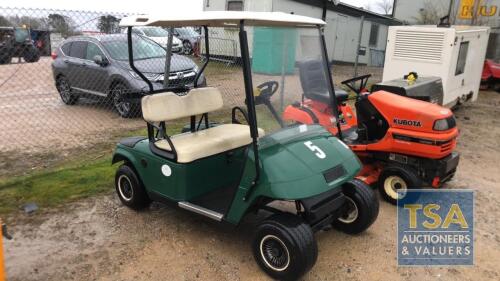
(239, 20, 260, 200)
(127, 27, 153, 93)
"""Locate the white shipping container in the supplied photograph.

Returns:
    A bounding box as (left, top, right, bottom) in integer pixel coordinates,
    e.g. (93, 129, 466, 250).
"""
(382, 25, 490, 107)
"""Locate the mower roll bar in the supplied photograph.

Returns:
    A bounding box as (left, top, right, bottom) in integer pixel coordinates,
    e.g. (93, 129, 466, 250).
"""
(341, 74, 371, 98)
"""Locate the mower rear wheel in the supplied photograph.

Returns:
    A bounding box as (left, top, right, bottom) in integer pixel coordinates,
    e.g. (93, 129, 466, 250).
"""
(253, 213, 317, 281)
(115, 164, 150, 210)
(333, 179, 379, 234)
(378, 166, 421, 205)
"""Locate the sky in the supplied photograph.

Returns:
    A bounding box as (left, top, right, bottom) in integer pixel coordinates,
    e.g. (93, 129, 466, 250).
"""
(0, 0, 388, 14)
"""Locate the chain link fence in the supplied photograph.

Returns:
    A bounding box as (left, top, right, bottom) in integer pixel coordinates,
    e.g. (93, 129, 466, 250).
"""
(0, 7, 382, 176)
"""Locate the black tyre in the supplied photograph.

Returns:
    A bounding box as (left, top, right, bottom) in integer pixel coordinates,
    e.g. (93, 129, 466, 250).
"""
(378, 166, 422, 205)
(23, 48, 40, 63)
(333, 179, 379, 234)
(56, 76, 79, 105)
(112, 83, 140, 118)
(115, 164, 150, 210)
(182, 40, 193, 55)
(0, 51, 12, 64)
(253, 213, 317, 281)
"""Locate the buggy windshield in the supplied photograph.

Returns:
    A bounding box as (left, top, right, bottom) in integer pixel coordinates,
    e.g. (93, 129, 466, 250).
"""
(249, 26, 331, 135)
(141, 27, 169, 37)
(103, 35, 166, 60)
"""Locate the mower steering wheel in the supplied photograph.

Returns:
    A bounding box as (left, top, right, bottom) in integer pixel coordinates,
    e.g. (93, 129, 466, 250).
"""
(341, 74, 372, 97)
(255, 81, 279, 105)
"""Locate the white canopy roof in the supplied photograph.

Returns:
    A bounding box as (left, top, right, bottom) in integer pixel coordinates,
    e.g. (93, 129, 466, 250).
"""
(119, 11, 325, 28)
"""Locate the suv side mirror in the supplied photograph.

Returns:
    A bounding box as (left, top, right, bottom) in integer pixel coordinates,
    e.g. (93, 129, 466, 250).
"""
(93, 55, 109, 66)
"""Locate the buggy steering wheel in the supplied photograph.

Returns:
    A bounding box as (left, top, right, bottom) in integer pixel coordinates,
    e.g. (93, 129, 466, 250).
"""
(254, 81, 279, 105)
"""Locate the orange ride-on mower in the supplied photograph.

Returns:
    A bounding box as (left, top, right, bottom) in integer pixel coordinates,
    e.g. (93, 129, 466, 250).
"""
(0, 221, 12, 281)
(281, 60, 460, 204)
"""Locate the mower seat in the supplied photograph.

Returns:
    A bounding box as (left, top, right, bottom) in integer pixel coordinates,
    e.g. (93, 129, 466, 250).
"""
(142, 87, 264, 163)
(297, 59, 349, 104)
(304, 89, 349, 104)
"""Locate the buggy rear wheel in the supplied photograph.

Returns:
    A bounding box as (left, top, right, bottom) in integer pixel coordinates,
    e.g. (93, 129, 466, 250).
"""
(333, 179, 379, 234)
(253, 213, 317, 281)
(115, 164, 150, 210)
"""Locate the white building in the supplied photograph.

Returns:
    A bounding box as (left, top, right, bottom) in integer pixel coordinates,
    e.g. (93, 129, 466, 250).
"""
(203, 0, 401, 66)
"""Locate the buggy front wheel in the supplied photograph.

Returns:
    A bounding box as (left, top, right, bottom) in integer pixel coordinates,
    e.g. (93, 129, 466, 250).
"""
(253, 213, 317, 281)
(333, 179, 379, 234)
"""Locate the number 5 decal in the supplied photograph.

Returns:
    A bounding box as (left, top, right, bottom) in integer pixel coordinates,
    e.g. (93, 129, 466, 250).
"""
(304, 141, 326, 159)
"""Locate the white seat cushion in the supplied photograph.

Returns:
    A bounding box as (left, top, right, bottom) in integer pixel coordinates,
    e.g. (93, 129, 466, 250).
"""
(155, 124, 265, 163)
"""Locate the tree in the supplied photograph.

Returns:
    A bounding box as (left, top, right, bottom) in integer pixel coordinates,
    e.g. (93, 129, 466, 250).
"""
(413, 1, 442, 24)
(375, 0, 393, 15)
(48, 13, 77, 37)
(0, 15, 11, 26)
(7, 16, 50, 30)
(97, 15, 120, 34)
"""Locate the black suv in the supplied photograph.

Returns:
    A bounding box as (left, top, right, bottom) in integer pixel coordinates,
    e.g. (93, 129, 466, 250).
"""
(51, 34, 206, 117)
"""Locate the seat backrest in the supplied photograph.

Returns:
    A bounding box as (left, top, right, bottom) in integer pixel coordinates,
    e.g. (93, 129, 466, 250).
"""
(298, 59, 328, 94)
(142, 87, 223, 122)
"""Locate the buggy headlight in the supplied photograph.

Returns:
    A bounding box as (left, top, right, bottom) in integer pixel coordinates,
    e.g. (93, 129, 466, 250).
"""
(433, 119, 449, 131)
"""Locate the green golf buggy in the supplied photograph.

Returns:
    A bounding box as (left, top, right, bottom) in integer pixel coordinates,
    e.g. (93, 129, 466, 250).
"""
(112, 11, 379, 280)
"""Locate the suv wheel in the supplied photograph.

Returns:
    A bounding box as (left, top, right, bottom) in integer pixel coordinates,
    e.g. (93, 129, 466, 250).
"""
(182, 40, 193, 55)
(112, 83, 139, 118)
(56, 76, 78, 105)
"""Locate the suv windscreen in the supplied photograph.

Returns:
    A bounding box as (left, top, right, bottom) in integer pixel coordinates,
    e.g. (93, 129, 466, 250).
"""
(61, 42, 72, 55)
(86, 42, 105, 60)
(69, 41, 87, 59)
(103, 37, 165, 61)
(141, 27, 169, 37)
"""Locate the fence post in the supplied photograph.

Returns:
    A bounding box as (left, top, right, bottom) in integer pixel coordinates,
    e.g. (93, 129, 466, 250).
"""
(354, 15, 365, 78)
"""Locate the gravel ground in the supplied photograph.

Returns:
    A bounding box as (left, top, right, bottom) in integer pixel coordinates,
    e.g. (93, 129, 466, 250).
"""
(3, 90, 500, 281)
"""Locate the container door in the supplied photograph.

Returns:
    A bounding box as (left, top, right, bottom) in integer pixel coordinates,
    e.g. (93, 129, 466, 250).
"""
(333, 15, 348, 62)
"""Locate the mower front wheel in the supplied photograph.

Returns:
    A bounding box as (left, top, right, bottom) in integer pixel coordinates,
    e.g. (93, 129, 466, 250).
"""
(333, 179, 379, 234)
(115, 164, 150, 210)
(253, 213, 317, 281)
(378, 166, 421, 205)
